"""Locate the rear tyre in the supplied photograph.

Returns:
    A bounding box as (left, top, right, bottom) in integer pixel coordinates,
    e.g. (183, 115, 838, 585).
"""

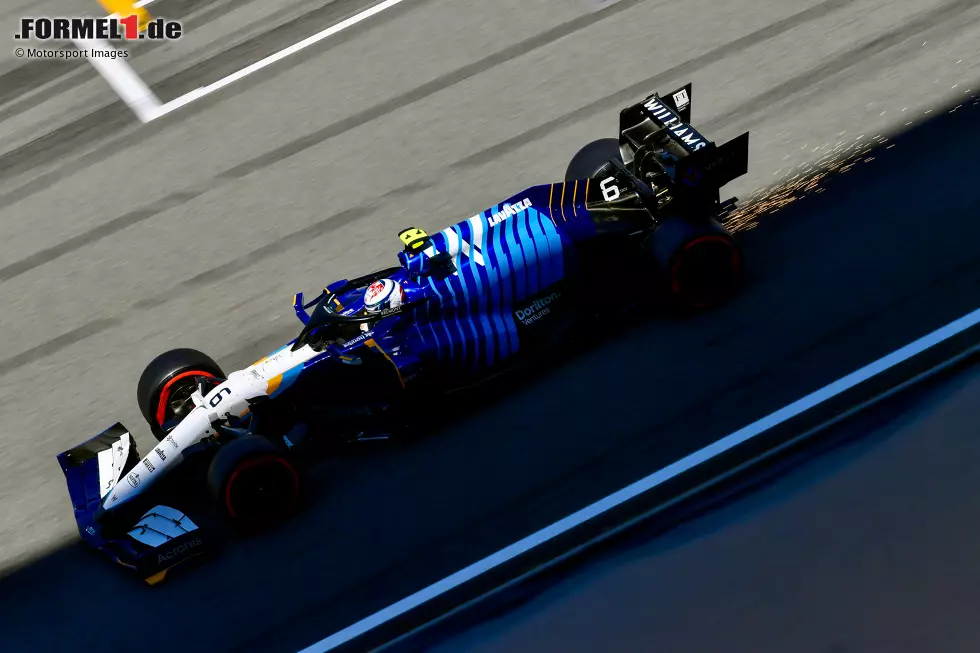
(137, 348, 224, 441)
(207, 436, 301, 532)
(565, 138, 622, 181)
(646, 216, 742, 308)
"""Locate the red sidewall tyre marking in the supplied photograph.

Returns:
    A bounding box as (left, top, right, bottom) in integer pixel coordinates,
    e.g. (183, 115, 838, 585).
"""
(155, 370, 216, 426)
(224, 455, 300, 524)
(669, 235, 742, 306)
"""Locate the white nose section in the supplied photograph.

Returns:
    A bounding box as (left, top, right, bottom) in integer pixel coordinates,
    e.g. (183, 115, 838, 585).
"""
(102, 343, 320, 513)
(103, 408, 215, 509)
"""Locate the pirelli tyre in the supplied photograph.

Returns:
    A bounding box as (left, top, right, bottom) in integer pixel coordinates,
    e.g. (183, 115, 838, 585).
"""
(137, 348, 225, 442)
(207, 436, 301, 532)
(646, 216, 742, 308)
(565, 138, 623, 181)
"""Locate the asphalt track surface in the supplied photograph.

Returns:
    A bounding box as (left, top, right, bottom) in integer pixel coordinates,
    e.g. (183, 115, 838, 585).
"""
(0, 0, 978, 651)
(432, 360, 980, 653)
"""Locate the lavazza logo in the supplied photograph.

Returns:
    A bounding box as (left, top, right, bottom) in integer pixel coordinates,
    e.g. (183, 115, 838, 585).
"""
(515, 292, 561, 326)
(488, 198, 532, 227)
(157, 538, 204, 564)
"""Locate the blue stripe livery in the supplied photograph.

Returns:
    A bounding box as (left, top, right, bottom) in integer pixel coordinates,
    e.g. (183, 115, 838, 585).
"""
(405, 183, 590, 375)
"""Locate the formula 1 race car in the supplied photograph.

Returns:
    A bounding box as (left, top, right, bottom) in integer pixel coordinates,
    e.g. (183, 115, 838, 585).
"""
(58, 84, 750, 583)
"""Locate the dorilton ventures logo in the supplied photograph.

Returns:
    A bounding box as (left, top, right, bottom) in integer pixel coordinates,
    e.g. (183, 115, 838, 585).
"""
(15, 16, 182, 41)
(515, 291, 561, 326)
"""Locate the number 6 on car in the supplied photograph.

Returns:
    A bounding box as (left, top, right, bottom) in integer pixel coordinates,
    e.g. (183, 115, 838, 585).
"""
(56, 81, 749, 584)
(600, 176, 621, 202)
(208, 387, 231, 408)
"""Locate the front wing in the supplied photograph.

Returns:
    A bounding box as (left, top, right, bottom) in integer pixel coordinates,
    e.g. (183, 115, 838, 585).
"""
(57, 423, 212, 584)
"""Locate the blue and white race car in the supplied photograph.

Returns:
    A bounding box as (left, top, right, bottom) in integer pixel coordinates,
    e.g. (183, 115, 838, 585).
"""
(57, 84, 750, 582)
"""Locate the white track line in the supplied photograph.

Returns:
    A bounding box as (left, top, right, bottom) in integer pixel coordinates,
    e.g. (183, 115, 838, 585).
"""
(92, 0, 163, 121)
(145, 0, 411, 121)
(74, 37, 162, 123)
(298, 304, 980, 653)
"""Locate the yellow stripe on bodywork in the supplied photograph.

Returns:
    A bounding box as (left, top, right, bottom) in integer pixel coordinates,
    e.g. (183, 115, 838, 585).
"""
(572, 180, 578, 217)
(266, 374, 283, 395)
(144, 569, 168, 585)
(548, 183, 556, 226)
(364, 339, 405, 388)
(560, 183, 567, 222)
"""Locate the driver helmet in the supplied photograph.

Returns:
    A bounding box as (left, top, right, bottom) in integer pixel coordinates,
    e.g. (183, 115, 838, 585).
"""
(363, 278, 405, 314)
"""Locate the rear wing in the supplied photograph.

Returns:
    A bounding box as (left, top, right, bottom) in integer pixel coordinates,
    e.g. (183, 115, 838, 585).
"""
(618, 83, 749, 203)
(620, 83, 704, 154)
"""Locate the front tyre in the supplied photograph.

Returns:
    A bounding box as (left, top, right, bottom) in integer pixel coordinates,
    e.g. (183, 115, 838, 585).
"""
(207, 436, 301, 532)
(565, 138, 623, 181)
(137, 348, 225, 441)
(646, 217, 742, 308)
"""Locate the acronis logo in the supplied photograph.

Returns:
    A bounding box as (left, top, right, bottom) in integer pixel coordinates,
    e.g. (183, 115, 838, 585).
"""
(157, 537, 204, 564)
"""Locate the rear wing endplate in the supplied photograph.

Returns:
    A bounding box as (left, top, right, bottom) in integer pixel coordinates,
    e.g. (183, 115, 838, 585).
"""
(675, 131, 750, 194)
